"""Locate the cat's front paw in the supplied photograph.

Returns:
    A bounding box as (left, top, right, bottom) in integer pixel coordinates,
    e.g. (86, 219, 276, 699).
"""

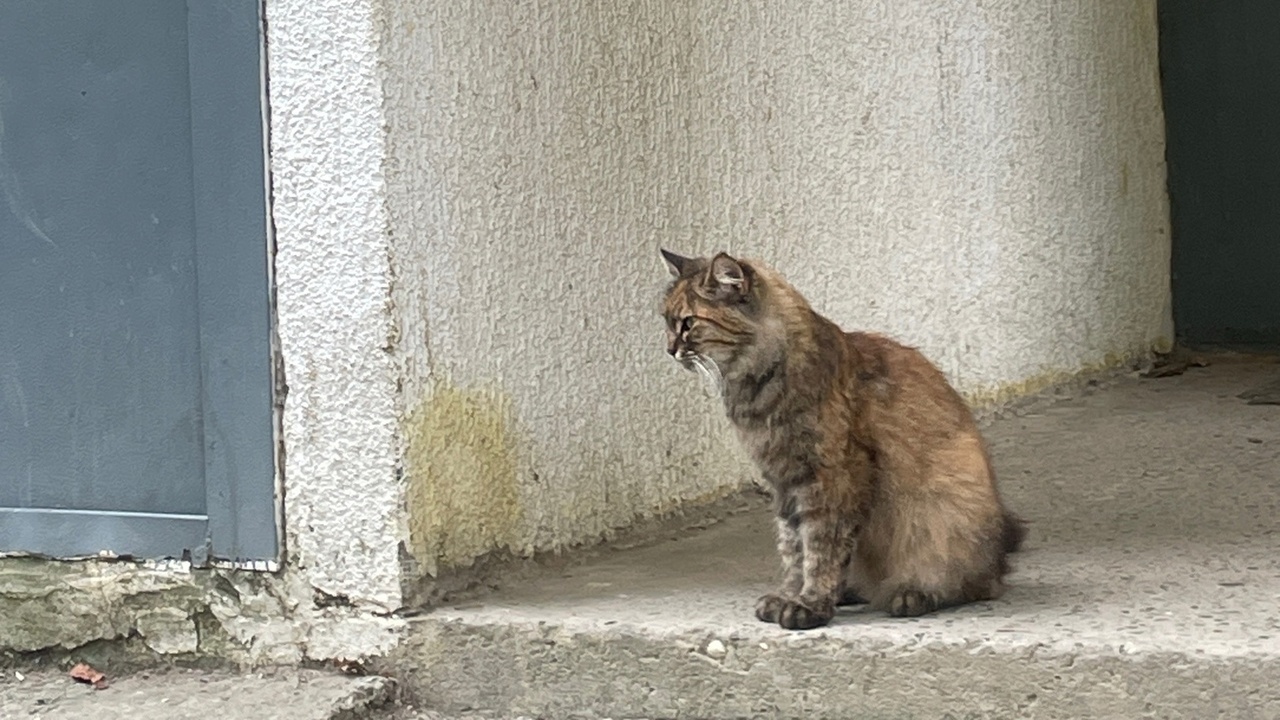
(778, 598, 834, 630)
(755, 593, 833, 629)
(754, 593, 789, 623)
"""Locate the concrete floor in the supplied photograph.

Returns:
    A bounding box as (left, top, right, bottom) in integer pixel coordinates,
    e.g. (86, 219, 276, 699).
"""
(396, 360, 1280, 719)
(0, 667, 394, 719)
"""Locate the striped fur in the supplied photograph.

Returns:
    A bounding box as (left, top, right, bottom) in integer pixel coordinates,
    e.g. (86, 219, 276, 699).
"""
(661, 250, 1026, 629)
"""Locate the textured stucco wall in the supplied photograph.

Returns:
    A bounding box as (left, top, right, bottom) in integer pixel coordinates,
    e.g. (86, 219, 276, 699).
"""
(685, 0, 1171, 399)
(379, 0, 1170, 579)
(380, 0, 754, 578)
(267, 0, 403, 613)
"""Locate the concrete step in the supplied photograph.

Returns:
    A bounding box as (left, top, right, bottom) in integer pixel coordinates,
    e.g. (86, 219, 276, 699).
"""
(391, 361, 1280, 719)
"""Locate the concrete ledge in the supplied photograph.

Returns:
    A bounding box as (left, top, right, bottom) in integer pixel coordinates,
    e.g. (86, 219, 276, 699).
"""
(393, 360, 1280, 719)
(403, 621, 1276, 719)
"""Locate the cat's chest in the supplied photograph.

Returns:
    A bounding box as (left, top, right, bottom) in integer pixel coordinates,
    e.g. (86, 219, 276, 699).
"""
(734, 421, 808, 480)
(734, 423, 777, 458)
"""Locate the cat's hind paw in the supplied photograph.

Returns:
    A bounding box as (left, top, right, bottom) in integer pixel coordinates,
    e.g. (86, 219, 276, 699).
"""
(887, 588, 941, 617)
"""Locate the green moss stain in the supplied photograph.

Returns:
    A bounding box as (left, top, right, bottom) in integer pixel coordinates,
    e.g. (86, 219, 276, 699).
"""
(403, 383, 523, 577)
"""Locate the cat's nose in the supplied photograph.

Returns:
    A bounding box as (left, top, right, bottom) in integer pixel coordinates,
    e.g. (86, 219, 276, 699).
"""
(667, 338, 678, 356)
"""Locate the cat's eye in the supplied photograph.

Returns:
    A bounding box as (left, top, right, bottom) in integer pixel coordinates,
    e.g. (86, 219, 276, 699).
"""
(679, 316, 695, 334)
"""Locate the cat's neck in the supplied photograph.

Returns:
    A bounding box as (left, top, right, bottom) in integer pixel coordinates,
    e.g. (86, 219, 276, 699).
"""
(720, 308, 835, 425)
(721, 354, 787, 426)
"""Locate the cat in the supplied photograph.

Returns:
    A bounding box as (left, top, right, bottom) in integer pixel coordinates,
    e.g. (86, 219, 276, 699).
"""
(660, 249, 1026, 630)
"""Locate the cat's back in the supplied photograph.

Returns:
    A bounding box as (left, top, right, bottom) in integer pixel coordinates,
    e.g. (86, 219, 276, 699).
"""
(840, 329, 980, 441)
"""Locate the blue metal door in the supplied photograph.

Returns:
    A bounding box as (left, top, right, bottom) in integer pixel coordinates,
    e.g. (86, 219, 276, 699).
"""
(0, 0, 277, 563)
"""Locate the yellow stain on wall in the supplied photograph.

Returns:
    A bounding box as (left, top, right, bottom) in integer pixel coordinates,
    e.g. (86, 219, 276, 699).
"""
(962, 347, 1161, 410)
(403, 383, 523, 577)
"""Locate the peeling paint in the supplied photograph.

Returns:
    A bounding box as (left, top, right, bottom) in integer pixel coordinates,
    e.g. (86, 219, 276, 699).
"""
(403, 383, 524, 577)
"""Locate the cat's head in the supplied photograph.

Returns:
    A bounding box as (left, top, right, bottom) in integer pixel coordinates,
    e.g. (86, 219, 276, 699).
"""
(659, 249, 762, 382)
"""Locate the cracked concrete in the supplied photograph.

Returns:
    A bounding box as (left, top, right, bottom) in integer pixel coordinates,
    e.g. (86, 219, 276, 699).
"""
(0, 557, 403, 667)
(392, 360, 1280, 719)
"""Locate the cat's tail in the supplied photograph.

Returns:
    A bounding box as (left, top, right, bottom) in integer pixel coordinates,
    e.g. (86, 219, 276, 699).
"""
(1002, 511, 1028, 553)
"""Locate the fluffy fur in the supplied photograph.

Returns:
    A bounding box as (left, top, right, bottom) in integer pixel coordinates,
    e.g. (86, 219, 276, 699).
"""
(660, 249, 1026, 629)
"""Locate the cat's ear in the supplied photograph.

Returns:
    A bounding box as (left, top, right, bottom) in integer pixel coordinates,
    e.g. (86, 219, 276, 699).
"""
(703, 253, 750, 301)
(660, 248, 692, 277)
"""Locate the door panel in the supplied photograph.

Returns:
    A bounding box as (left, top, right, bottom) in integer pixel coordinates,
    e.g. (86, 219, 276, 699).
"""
(0, 0, 276, 562)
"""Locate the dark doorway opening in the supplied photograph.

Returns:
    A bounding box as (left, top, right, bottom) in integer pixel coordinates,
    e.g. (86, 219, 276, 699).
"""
(1159, 0, 1280, 349)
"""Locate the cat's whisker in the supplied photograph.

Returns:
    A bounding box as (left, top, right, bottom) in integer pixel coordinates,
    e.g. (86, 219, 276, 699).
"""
(701, 355, 726, 396)
(688, 354, 726, 398)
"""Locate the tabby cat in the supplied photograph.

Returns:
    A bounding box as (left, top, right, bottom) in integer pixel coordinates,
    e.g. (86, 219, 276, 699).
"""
(660, 249, 1026, 630)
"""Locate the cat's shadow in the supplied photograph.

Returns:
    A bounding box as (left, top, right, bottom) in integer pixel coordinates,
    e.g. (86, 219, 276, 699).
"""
(821, 581, 1071, 626)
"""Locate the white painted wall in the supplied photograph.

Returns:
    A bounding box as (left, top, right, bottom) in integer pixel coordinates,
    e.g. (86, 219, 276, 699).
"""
(266, 0, 1170, 609)
(264, 0, 404, 641)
